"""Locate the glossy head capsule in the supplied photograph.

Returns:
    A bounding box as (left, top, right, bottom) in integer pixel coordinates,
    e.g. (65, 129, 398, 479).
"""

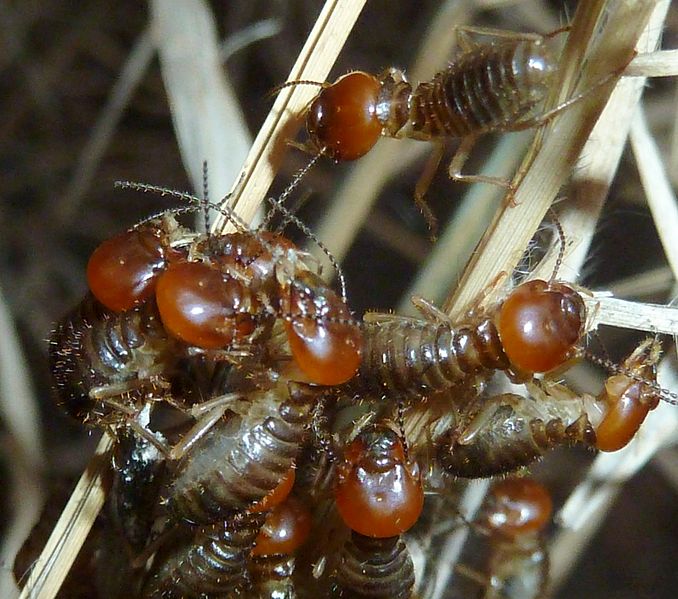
(86, 223, 167, 312)
(306, 71, 382, 161)
(484, 478, 553, 539)
(498, 279, 586, 373)
(595, 338, 661, 452)
(155, 261, 261, 349)
(251, 495, 312, 557)
(335, 425, 424, 538)
(205, 231, 299, 292)
(283, 270, 362, 385)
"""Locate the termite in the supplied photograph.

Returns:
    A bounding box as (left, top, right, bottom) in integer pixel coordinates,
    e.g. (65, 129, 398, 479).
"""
(48, 292, 181, 428)
(141, 510, 266, 598)
(331, 424, 421, 598)
(164, 381, 319, 525)
(456, 477, 552, 599)
(333, 532, 416, 599)
(115, 180, 364, 387)
(290, 27, 627, 231)
(353, 277, 586, 399)
(249, 494, 312, 598)
(434, 337, 666, 477)
(435, 387, 597, 478)
(594, 337, 662, 452)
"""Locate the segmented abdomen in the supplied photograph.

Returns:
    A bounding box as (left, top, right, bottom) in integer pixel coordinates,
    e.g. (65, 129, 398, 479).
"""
(167, 383, 315, 524)
(358, 318, 508, 397)
(406, 39, 555, 140)
(48, 294, 176, 422)
(250, 554, 297, 599)
(334, 532, 415, 599)
(438, 394, 596, 478)
(142, 511, 265, 598)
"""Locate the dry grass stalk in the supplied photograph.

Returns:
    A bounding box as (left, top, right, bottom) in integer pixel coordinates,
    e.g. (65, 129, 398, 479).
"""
(211, 0, 367, 233)
(17, 2, 367, 597)
(18, 435, 113, 599)
(445, 0, 656, 318)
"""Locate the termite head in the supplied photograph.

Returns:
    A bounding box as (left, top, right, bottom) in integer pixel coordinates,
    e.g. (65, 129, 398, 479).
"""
(593, 338, 664, 452)
(483, 477, 553, 540)
(334, 424, 423, 538)
(306, 71, 383, 161)
(497, 279, 586, 374)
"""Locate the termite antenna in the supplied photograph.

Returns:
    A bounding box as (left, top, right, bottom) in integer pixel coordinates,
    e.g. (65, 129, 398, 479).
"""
(583, 349, 678, 407)
(202, 160, 211, 234)
(114, 180, 251, 234)
(266, 79, 327, 99)
(258, 153, 322, 232)
(267, 193, 348, 304)
(547, 207, 566, 284)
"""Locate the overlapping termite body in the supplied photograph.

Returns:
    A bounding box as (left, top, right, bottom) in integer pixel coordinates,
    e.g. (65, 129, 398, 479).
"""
(455, 478, 553, 599)
(249, 494, 313, 598)
(141, 510, 266, 598)
(164, 381, 318, 526)
(352, 278, 587, 400)
(396, 336, 666, 479)
(329, 425, 421, 598)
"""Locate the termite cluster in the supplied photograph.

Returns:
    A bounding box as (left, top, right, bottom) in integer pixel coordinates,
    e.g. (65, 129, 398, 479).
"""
(14, 17, 675, 599)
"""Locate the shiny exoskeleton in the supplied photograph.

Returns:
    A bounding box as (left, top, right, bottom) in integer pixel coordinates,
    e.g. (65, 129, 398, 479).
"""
(306, 36, 558, 161)
(437, 391, 596, 478)
(595, 337, 661, 452)
(142, 511, 265, 598)
(165, 382, 318, 525)
(334, 425, 424, 539)
(108, 430, 166, 555)
(457, 478, 552, 599)
(249, 495, 312, 598)
(333, 532, 415, 599)
(354, 279, 586, 399)
(48, 293, 180, 424)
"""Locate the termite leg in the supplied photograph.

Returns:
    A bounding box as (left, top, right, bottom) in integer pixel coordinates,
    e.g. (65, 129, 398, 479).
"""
(454, 562, 492, 586)
(168, 404, 230, 461)
(89, 375, 171, 402)
(507, 58, 633, 133)
(410, 295, 450, 323)
(455, 25, 548, 44)
(448, 135, 515, 190)
(414, 142, 446, 239)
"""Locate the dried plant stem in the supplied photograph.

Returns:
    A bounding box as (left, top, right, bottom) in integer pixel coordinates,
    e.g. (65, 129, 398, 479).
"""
(630, 103, 678, 278)
(531, 0, 667, 284)
(21, 2, 367, 598)
(211, 0, 368, 233)
(151, 0, 252, 200)
(445, 0, 655, 319)
(18, 434, 112, 599)
(626, 49, 678, 77)
(55, 27, 155, 226)
(311, 0, 487, 271)
(0, 284, 44, 598)
(586, 294, 678, 336)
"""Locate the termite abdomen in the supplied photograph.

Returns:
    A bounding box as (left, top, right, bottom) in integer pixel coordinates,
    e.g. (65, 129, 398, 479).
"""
(333, 532, 415, 599)
(48, 294, 177, 423)
(108, 430, 166, 555)
(406, 39, 556, 140)
(167, 382, 316, 525)
(357, 318, 508, 397)
(142, 511, 265, 598)
(438, 394, 596, 478)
